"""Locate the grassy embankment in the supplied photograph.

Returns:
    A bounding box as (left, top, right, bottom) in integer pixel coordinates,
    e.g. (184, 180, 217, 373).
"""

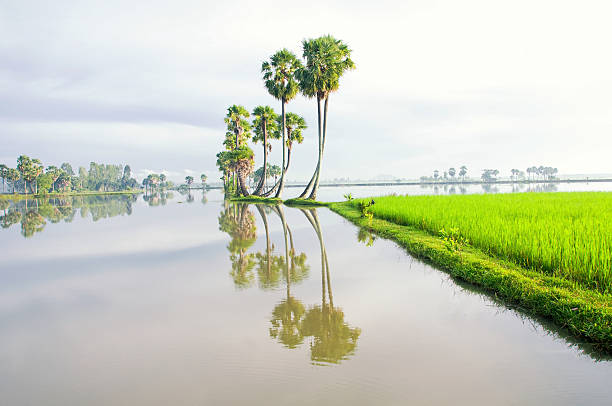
(229, 196, 328, 207)
(0, 190, 143, 200)
(229, 195, 283, 204)
(329, 192, 612, 350)
(283, 198, 329, 207)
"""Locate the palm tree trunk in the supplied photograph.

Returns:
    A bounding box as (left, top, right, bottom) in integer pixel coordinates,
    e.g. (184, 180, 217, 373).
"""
(299, 96, 323, 199)
(275, 100, 287, 198)
(254, 123, 268, 196)
(308, 96, 328, 200)
(237, 167, 249, 196)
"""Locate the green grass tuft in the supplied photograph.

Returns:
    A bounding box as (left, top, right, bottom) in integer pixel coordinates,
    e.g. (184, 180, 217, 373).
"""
(283, 198, 329, 207)
(230, 195, 282, 204)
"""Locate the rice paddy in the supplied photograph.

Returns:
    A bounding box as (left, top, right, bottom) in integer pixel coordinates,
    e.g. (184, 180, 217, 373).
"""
(350, 192, 612, 293)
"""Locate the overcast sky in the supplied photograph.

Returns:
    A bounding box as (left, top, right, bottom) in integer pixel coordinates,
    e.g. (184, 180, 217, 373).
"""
(1, 0, 611, 182)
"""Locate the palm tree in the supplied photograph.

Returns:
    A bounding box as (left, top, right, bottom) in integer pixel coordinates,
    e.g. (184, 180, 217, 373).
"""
(45, 166, 62, 192)
(7, 168, 20, 193)
(297, 36, 355, 200)
(200, 173, 207, 189)
(251, 105, 278, 195)
(459, 165, 467, 181)
(260, 113, 308, 197)
(160, 173, 167, 189)
(228, 147, 255, 196)
(224, 105, 251, 150)
(262, 49, 303, 198)
(448, 167, 456, 179)
(224, 105, 252, 193)
(185, 175, 194, 187)
(17, 155, 43, 194)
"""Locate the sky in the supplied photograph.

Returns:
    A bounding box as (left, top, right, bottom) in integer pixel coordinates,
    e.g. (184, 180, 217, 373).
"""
(1, 0, 611, 182)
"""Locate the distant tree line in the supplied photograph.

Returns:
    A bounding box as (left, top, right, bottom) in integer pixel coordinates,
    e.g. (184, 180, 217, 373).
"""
(0, 155, 141, 195)
(420, 165, 559, 183)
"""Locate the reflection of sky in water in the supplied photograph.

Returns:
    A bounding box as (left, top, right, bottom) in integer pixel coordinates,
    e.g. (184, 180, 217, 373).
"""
(0, 190, 611, 405)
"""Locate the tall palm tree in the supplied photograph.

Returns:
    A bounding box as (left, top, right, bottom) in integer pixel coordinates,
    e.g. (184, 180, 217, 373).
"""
(262, 49, 303, 198)
(224, 105, 252, 193)
(297, 36, 355, 200)
(251, 105, 278, 195)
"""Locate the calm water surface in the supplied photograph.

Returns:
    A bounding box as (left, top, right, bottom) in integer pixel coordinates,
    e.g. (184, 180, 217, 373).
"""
(0, 189, 611, 405)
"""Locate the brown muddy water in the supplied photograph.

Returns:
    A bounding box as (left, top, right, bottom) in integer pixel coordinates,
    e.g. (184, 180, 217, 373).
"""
(0, 190, 610, 405)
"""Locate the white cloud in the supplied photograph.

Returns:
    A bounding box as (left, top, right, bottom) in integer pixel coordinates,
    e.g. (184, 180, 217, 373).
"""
(1, 0, 611, 180)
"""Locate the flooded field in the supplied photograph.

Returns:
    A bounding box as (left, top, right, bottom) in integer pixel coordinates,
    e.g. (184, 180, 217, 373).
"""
(0, 190, 611, 405)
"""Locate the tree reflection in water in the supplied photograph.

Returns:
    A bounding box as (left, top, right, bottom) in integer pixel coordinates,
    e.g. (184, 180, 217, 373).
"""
(218, 202, 257, 289)
(218, 202, 360, 365)
(0, 195, 138, 238)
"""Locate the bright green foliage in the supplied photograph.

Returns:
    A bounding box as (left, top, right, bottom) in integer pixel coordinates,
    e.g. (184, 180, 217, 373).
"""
(252, 106, 279, 145)
(278, 112, 306, 149)
(36, 174, 53, 194)
(439, 227, 469, 261)
(297, 35, 355, 99)
(224, 105, 251, 150)
(17, 155, 43, 193)
(262, 49, 302, 102)
(352, 192, 612, 293)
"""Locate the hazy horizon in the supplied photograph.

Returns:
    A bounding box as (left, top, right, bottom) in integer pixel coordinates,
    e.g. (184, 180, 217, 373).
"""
(2, 0, 611, 183)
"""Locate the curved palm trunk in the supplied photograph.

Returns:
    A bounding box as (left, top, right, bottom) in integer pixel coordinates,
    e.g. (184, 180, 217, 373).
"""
(309, 96, 329, 200)
(253, 122, 268, 196)
(255, 205, 273, 281)
(261, 145, 293, 197)
(273, 205, 291, 297)
(300, 208, 328, 306)
(275, 100, 287, 198)
(299, 96, 323, 199)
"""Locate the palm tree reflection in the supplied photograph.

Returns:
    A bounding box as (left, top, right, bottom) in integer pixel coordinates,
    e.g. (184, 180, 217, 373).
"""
(218, 202, 257, 289)
(219, 203, 360, 365)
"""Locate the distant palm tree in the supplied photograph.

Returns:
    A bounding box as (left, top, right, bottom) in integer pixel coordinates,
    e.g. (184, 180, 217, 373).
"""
(459, 165, 467, 181)
(185, 176, 194, 186)
(262, 49, 302, 198)
(297, 36, 355, 200)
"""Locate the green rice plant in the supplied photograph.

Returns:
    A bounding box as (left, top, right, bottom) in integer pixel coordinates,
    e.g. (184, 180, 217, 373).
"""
(350, 192, 612, 293)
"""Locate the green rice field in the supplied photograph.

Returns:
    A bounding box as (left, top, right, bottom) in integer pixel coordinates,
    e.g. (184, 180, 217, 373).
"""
(351, 192, 612, 293)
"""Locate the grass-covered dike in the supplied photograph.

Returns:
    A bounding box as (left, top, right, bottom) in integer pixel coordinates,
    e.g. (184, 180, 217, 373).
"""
(329, 194, 612, 352)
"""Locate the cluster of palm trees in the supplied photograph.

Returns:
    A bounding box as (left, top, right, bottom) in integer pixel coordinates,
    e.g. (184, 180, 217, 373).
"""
(142, 173, 169, 193)
(216, 35, 355, 200)
(526, 166, 558, 181)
